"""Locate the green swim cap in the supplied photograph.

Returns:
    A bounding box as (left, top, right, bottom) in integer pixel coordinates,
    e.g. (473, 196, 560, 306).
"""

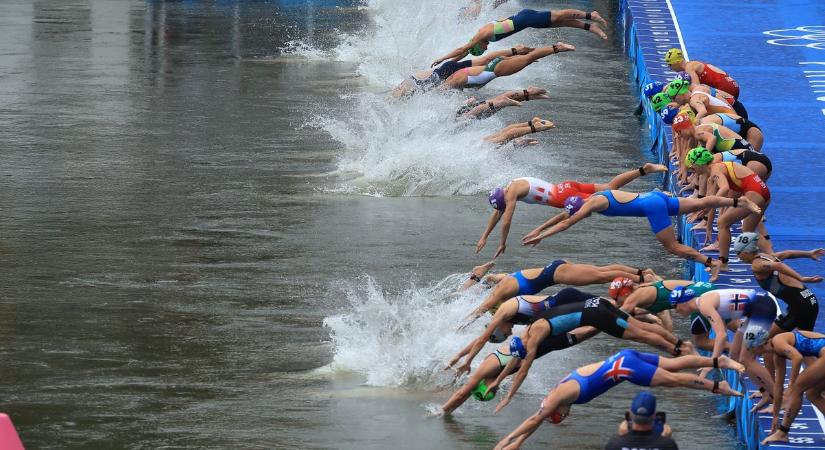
(666, 79, 690, 97)
(468, 41, 485, 56)
(685, 146, 714, 168)
(471, 380, 496, 401)
(650, 92, 672, 113)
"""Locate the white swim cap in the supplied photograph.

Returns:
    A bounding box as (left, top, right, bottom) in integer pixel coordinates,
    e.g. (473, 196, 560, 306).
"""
(733, 232, 759, 253)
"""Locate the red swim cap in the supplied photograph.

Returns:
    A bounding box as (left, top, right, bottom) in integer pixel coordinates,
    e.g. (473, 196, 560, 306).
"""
(608, 277, 634, 300)
(671, 113, 693, 133)
(549, 411, 565, 424)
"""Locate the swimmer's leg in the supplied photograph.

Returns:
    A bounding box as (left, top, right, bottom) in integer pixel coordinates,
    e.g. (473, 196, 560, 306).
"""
(594, 163, 668, 191)
(550, 9, 607, 27)
(657, 354, 744, 373)
(650, 367, 742, 396)
(493, 44, 575, 78)
(621, 319, 680, 355)
(553, 263, 639, 285)
(654, 227, 723, 282)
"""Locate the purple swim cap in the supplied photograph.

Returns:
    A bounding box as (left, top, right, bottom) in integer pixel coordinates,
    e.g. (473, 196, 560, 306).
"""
(564, 196, 584, 215)
(488, 187, 506, 211)
(675, 71, 691, 83)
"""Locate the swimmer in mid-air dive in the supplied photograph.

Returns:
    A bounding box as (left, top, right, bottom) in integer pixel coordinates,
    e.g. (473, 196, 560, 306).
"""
(431, 9, 606, 67)
(477, 163, 668, 257)
(664, 48, 740, 98)
(458, 259, 655, 329)
(493, 349, 743, 450)
(484, 117, 556, 146)
(392, 45, 537, 98)
(608, 276, 716, 331)
(458, 86, 550, 119)
(521, 189, 762, 281)
(442, 44, 576, 90)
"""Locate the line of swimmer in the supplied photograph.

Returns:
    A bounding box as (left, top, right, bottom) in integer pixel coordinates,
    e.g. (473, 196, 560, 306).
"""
(387, 4, 825, 449)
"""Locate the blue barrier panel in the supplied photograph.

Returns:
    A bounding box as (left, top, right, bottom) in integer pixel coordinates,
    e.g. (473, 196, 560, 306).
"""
(619, 0, 825, 448)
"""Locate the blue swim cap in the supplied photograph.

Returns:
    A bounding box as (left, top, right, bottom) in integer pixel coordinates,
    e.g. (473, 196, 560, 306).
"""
(510, 336, 527, 359)
(660, 106, 679, 125)
(669, 286, 698, 306)
(643, 81, 666, 99)
(564, 196, 584, 216)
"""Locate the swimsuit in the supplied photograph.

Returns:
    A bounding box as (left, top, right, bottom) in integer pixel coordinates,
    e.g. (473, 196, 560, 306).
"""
(545, 296, 630, 338)
(697, 61, 740, 98)
(719, 161, 770, 201)
(597, 191, 680, 234)
(510, 260, 566, 296)
(513, 177, 596, 208)
(695, 289, 777, 328)
(491, 332, 578, 368)
(511, 287, 595, 324)
(704, 123, 751, 152)
(756, 255, 819, 331)
(412, 60, 473, 92)
(720, 150, 772, 175)
(561, 349, 660, 404)
(793, 331, 825, 357)
(693, 91, 732, 110)
(715, 113, 760, 138)
(488, 9, 552, 42)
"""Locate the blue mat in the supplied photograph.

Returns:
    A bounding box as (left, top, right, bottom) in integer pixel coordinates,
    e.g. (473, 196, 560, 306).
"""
(620, 0, 825, 448)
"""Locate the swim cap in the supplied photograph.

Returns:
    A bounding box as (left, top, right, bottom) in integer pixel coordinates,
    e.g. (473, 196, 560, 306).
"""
(650, 92, 672, 113)
(743, 323, 770, 349)
(675, 71, 691, 83)
(643, 81, 666, 99)
(733, 232, 759, 253)
(564, 196, 584, 216)
(669, 285, 698, 306)
(488, 187, 505, 211)
(471, 380, 496, 401)
(664, 48, 684, 65)
(468, 41, 485, 56)
(608, 277, 634, 300)
(678, 105, 697, 123)
(666, 79, 690, 97)
(488, 325, 510, 343)
(549, 410, 565, 424)
(685, 146, 714, 168)
(660, 106, 679, 125)
(510, 336, 527, 359)
(671, 113, 693, 132)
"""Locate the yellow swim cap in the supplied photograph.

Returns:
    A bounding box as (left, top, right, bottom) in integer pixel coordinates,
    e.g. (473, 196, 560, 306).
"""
(664, 48, 684, 65)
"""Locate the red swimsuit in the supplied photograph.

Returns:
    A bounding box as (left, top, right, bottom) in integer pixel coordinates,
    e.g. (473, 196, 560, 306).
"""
(698, 62, 740, 99)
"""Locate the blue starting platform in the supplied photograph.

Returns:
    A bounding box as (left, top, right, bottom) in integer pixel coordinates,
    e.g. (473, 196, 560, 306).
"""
(619, 0, 825, 448)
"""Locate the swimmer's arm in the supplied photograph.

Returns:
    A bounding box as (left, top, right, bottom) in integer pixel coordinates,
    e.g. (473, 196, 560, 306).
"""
(489, 356, 520, 392)
(447, 340, 476, 368)
(496, 413, 544, 450)
(698, 130, 717, 153)
(478, 210, 503, 253)
(569, 326, 599, 343)
(702, 304, 728, 360)
(710, 165, 730, 198)
(533, 206, 594, 242)
(632, 310, 663, 326)
(502, 352, 535, 407)
(785, 345, 805, 388)
(763, 259, 813, 283)
(774, 248, 825, 261)
(618, 289, 644, 313)
(657, 310, 674, 332)
(686, 63, 702, 88)
(527, 211, 568, 236)
(496, 198, 518, 257)
(771, 351, 787, 423)
(690, 96, 709, 121)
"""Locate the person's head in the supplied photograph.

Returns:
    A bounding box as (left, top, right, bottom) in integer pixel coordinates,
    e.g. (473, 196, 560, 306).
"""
(660, 106, 679, 125)
(675, 71, 691, 83)
(564, 195, 584, 216)
(678, 105, 697, 123)
(671, 112, 694, 137)
(509, 335, 527, 359)
(670, 285, 700, 315)
(733, 232, 759, 263)
(650, 92, 672, 113)
(643, 81, 666, 99)
(468, 40, 489, 56)
(684, 146, 714, 173)
(629, 391, 657, 429)
(471, 379, 497, 401)
(487, 322, 513, 343)
(488, 187, 506, 211)
(666, 79, 691, 104)
(540, 395, 571, 424)
(608, 277, 635, 302)
(664, 48, 685, 71)
(743, 317, 772, 352)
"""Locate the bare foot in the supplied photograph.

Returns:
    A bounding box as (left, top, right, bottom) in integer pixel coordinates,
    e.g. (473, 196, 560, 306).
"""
(590, 11, 608, 27)
(471, 261, 496, 278)
(700, 242, 719, 252)
(750, 390, 763, 399)
(501, 97, 522, 108)
(642, 163, 669, 174)
(716, 380, 742, 397)
(761, 430, 789, 445)
(531, 117, 555, 132)
(513, 138, 539, 147)
(589, 23, 608, 41)
(738, 197, 762, 215)
(554, 42, 576, 52)
(718, 355, 745, 373)
(752, 394, 772, 412)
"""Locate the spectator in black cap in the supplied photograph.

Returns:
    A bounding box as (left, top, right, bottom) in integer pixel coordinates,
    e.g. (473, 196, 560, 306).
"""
(605, 391, 678, 450)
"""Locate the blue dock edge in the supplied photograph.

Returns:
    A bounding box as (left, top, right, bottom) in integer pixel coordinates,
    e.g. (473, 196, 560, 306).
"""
(619, 0, 825, 448)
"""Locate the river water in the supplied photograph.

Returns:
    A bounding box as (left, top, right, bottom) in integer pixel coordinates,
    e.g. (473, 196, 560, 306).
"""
(0, 0, 741, 448)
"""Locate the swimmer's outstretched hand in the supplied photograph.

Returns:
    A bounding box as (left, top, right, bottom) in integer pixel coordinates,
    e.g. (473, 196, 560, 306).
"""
(810, 248, 825, 260)
(494, 396, 511, 414)
(431, 57, 445, 68)
(521, 234, 543, 247)
(454, 361, 471, 378)
(802, 275, 824, 283)
(475, 237, 487, 253)
(493, 243, 506, 258)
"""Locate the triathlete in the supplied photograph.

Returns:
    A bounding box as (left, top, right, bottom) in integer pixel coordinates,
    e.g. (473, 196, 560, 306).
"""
(521, 189, 762, 281)
(443, 44, 575, 90)
(458, 86, 550, 119)
(478, 163, 668, 257)
(492, 350, 743, 450)
(608, 276, 716, 331)
(431, 8, 606, 67)
(664, 48, 740, 98)
(733, 233, 823, 332)
(666, 79, 736, 123)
